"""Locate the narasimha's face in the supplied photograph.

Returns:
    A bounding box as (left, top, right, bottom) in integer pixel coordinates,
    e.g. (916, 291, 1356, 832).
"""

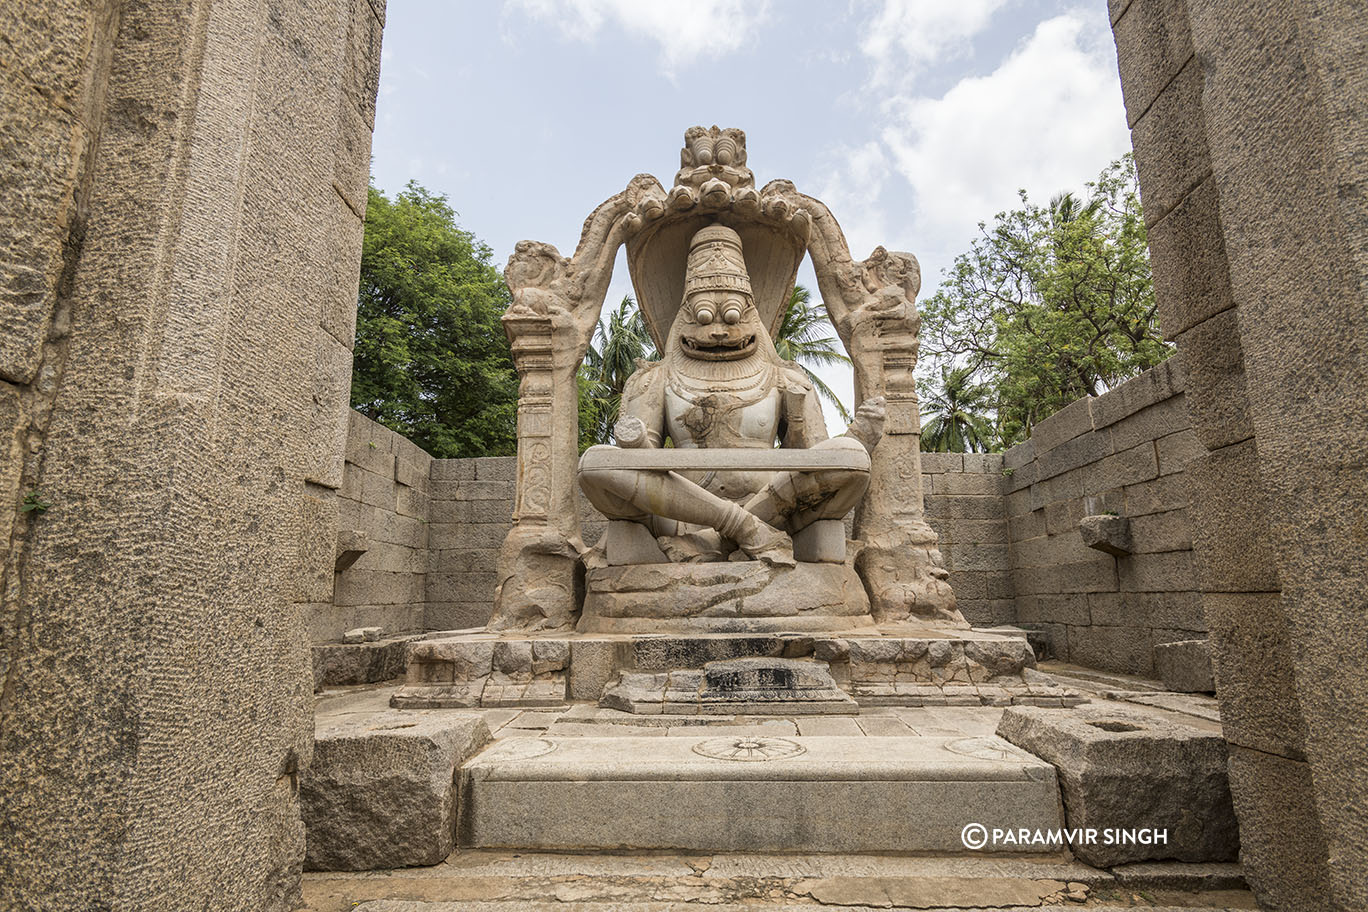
(675, 290, 765, 361)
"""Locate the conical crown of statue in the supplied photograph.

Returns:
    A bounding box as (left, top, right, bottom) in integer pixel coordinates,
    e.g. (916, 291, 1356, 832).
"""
(684, 225, 753, 299)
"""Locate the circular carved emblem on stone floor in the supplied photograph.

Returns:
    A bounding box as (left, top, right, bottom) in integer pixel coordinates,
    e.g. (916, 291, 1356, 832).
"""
(943, 736, 1017, 761)
(692, 736, 807, 762)
(485, 738, 558, 761)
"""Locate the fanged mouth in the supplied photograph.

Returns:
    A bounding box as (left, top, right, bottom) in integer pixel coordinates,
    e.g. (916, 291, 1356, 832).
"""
(682, 335, 758, 360)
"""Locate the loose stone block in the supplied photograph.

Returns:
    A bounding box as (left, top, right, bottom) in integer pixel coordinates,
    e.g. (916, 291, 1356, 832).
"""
(997, 705, 1238, 866)
(302, 711, 490, 870)
(1154, 639, 1214, 692)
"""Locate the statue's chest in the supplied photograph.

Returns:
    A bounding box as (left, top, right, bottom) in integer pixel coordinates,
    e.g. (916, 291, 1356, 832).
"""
(665, 386, 780, 447)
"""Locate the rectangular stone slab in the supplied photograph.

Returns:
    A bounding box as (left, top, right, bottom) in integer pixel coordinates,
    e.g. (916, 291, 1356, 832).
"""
(460, 735, 1061, 853)
(578, 446, 870, 473)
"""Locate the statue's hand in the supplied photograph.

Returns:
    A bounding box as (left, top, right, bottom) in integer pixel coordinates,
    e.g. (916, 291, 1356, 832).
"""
(845, 396, 886, 453)
(614, 416, 649, 448)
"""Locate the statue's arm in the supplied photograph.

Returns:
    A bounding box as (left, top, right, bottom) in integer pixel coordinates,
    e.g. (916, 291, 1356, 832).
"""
(613, 359, 667, 448)
(779, 365, 831, 449)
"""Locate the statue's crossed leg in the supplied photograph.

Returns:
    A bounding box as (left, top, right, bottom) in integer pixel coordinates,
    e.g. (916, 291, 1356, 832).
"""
(580, 438, 870, 568)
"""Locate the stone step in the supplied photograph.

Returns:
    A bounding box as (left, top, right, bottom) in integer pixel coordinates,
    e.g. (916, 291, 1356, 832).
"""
(304, 846, 1250, 911)
(354, 904, 1249, 912)
(459, 734, 1062, 853)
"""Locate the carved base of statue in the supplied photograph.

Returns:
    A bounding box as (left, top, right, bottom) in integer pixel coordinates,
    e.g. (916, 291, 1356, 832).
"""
(578, 559, 874, 634)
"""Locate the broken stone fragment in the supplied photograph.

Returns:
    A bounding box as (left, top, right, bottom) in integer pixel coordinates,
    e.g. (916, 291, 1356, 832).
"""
(301, 711, 490, 870)
(1078, 514, 1133, 556)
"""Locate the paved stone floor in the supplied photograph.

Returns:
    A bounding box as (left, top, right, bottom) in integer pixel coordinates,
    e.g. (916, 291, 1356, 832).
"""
(305, 665, 1249, 911)
(302, 848, 1256, 910)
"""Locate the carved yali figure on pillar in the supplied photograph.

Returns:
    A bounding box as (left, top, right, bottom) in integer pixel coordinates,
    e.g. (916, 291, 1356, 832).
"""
(579, 225, 885, 569)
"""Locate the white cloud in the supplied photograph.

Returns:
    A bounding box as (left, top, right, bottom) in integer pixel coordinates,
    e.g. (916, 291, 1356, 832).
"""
(881, 11, 1130, 263)
(811, 141, 893, 261)
(505, 0, 772, 73)
(859, 0, 1011, 83)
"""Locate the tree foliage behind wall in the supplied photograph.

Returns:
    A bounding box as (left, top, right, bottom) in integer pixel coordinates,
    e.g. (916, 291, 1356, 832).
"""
(919, 155, 1171, 450)
(351, 182, 517, 457)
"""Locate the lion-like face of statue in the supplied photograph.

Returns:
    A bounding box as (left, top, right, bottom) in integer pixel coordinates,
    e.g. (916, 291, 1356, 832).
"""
(674, 289, 766, 361)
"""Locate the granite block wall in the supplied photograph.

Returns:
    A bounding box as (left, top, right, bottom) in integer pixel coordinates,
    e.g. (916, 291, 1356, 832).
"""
(426, 456, 515, 631)
(919, 453, 1014, 628)
(1002, 357, 1203, 674)
(320, 411, 432, 642)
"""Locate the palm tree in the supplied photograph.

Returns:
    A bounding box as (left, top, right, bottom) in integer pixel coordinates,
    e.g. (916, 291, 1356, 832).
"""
(579, 296, 655, 446)
(773, 285, 853, 424)
(920, 365, 997, 453)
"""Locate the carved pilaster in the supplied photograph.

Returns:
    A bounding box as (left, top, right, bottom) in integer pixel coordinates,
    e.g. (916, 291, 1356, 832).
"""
(783, 190, 964, 627)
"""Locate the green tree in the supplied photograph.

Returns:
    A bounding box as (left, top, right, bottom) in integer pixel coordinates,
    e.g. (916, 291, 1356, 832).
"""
(918, 155, 1170, 448)
(774, 285, 853, 424)
(351, 182, 517, 457)
(920, 365, 995, 453)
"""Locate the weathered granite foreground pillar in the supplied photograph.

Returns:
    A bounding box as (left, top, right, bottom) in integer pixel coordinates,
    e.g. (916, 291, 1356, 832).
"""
(0, 0, 383, 908)
(1113, 1, 1367, 907)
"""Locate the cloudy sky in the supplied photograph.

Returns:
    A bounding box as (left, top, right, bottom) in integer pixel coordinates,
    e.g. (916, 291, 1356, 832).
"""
(369, 0, 1133, 416)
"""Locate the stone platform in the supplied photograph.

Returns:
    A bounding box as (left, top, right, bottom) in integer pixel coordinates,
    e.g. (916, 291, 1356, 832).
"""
(460, 734, 1062, 853)
(390, 628, 1086, 711)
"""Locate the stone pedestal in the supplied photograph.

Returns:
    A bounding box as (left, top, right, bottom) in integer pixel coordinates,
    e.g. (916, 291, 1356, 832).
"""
(579, 560, 873, 634)
(389, 628, 1083, 710)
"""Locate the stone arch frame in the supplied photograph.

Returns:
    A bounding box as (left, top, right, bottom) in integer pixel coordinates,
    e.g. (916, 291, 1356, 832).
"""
(488, 132, 960, 632)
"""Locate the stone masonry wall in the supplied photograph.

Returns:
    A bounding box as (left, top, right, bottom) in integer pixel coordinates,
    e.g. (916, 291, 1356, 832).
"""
(322, 411, 433, 642)
(1109, 1, 1366, 903)
(920, 453, 1014, 629)
(1002, 357, 1204, 674)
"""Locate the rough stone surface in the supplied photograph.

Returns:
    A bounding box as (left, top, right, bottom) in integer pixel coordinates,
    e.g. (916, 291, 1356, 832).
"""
(0, 1, 384, 909)
(1078, 514, 1133, 557)
(313, 635, 419, 689)
(997, 705, 1238, 865)
(303, 711, 489, 871)
(1153, 639, 1214, 693)
(579, 560, 874, 633)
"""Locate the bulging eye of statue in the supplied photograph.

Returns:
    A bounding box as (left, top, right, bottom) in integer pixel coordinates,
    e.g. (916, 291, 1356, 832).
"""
(722, 301, 743, 324)
(694, 306, 715, 325)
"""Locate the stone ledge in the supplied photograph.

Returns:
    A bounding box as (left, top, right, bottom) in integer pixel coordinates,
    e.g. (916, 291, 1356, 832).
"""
(312, 634, 423, 689)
